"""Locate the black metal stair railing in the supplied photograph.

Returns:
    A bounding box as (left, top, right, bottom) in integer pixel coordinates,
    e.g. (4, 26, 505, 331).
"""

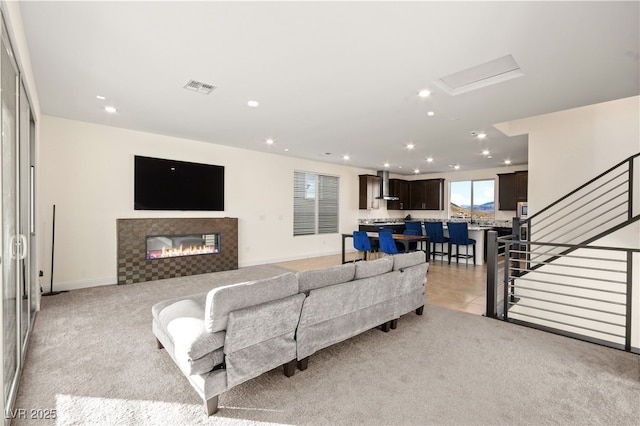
(485, 152, 639, 352)
(502, 238, 637, 351)
(525, 153, 638, 265)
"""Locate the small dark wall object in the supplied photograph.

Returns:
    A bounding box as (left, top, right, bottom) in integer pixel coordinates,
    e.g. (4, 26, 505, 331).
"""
(42, 204, 67, 297)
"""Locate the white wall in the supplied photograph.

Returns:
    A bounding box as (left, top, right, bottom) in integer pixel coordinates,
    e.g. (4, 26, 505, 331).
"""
(496, 96, 640, 216)
(39, 116, 376, 290)
(357, 165, 527, 223)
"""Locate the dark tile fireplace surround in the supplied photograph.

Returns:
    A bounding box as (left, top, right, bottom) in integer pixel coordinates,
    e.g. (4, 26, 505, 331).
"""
(117, 217, 238, 284)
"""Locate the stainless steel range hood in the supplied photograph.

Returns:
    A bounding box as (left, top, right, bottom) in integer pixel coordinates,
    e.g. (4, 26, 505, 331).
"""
(375, 170, 399, 200)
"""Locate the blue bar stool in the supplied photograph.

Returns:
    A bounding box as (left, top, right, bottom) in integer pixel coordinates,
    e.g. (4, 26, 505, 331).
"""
(424, 221, 448, 261)
(446, 222, 476, 265)
(352, 231, 373, 262)
(378, 230, 399, 256)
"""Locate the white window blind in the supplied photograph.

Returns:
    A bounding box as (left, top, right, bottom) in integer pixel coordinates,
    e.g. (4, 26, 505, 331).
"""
(294, 171, 339, 236)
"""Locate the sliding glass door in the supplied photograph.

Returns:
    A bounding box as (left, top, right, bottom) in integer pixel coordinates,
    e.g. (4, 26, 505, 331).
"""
(1, 19, 20, 419)
(0, 14, 36, 423)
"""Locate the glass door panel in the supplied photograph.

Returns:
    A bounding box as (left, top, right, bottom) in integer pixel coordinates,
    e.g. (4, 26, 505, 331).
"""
(19, 82, 30, 353)
(1, 27, 19, 414)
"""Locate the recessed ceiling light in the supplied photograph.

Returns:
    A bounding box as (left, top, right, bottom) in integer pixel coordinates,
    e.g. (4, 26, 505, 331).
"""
(487, 155, 492, 159)
(96, 95, 106, 100)
(418, 89, 431, 98)
(104, 106, 116, 113)
(477, 132, 487, 139)
(398, 166, 403, 169)
(384, 163, 390, 168)
(343, 154, 350, 160)
(482, 149, 490, 155)
(266, 138, 274, 145)
(504, 159, 512, 165)
(247, 100, 259, 107)
(414, 169, 420, 174)
(427, 111, 435, 116)
(454, 164, 460, 170)
(426, 157, 434, 163)
(407, 143, 415, 150)
(284, 148, 289, 152)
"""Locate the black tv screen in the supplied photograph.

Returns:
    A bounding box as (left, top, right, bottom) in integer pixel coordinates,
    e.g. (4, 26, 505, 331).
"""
(134, 155, 224, 211)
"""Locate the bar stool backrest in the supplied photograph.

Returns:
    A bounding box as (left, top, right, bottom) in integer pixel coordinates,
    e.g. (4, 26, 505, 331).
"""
(447, 222, 470, 244)
(378, 231, 398, 255)
(404, 221, 422, 234)
(353, 231, 372, 251)
(425, 221, 446, 243)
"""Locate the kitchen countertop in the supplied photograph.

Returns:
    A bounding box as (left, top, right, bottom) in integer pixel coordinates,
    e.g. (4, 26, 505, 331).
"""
(359, 219, 512, 229)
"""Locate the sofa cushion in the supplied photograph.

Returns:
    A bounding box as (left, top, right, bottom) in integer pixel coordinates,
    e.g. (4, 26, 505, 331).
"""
(354, 257, 393, 279)
(393, 251, 428, 271)
(297, 263, 355, 294)
(298, 270, 402, 329)
(158, 298, 226, 360)
(204, 272, 299, 333)
(178, 347, 225, 376)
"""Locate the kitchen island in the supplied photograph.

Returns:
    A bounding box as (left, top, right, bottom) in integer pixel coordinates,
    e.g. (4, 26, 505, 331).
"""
(442, 225, 488, 266)
(357, 219, 513, 265)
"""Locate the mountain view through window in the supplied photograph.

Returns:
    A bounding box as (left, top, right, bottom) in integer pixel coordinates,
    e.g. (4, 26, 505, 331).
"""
(450, 180, 495, 219)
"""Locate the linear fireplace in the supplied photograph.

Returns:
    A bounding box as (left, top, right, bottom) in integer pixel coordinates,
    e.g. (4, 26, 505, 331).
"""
(117, 217, 238, 284)
(146, 233, 220, 259)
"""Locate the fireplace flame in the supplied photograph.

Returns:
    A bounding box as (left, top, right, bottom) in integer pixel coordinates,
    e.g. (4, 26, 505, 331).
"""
(148, 244, 217, 259)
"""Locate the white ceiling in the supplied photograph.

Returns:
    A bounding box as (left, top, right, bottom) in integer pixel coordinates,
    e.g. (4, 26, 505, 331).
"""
(19, 1, 640, 175)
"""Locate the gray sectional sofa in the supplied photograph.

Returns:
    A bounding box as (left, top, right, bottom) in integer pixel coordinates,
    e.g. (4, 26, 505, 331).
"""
(152, 251, 428, 415)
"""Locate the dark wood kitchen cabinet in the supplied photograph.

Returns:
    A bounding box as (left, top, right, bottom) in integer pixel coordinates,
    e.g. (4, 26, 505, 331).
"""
(516, 171, 528, 202)
(387, 178, 409, 210)
(359, 174, 381, 210)
(408, 179, 444, 210)
(498, 171, 528, 210)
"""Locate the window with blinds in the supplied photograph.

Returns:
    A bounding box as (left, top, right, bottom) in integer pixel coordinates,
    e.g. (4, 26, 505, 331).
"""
(294, 171, 339, 236)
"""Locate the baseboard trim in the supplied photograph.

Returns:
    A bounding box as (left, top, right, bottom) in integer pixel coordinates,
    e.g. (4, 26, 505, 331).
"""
(48, 276, 117, 292)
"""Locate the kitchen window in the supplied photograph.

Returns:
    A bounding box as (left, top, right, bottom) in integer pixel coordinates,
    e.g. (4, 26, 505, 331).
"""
(450, 179, 495, 220)
(293, 171, 339, 236)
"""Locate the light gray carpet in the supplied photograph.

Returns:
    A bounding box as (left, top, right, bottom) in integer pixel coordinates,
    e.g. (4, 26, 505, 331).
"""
(13, 265, 640, 425)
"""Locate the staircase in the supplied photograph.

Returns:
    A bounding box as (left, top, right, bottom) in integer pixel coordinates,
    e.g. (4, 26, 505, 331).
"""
(486, 153, 640, 352)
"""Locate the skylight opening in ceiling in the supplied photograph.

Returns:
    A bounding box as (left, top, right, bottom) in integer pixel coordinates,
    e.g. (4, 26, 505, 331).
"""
(433, 54, 524, 96)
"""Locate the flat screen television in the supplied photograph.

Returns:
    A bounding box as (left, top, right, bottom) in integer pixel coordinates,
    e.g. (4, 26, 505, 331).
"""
(134, 155, 224, 211)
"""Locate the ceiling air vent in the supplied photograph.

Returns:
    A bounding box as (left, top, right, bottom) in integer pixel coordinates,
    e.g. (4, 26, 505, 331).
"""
(184, 79, 216, 95)
(433, 54, 523, 96)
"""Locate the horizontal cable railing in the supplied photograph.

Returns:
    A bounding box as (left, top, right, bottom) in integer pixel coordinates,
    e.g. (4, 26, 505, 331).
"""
(499, 238, 637, 351)
(485, 153, 639, 351)
(524, 153, 638, 267)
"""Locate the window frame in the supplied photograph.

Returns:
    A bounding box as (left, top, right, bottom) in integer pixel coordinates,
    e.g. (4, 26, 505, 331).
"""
(449, 178, 496, 220)
(293, 170, 339, 236)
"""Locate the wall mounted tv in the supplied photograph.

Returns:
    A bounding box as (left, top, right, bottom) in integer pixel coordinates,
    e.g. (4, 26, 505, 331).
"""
(134, 155, 224, 211)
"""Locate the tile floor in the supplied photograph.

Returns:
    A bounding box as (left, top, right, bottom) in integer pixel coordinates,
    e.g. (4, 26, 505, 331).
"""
(274, 252, 487, 316)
